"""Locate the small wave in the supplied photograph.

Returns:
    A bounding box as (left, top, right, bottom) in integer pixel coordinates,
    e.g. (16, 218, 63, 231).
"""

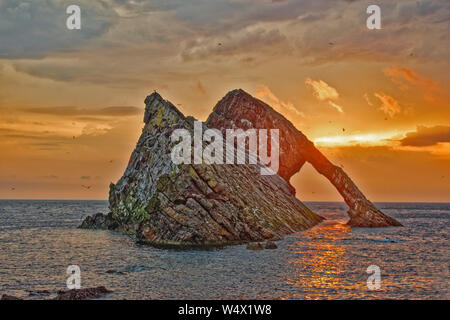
(367, 237, 397, 243)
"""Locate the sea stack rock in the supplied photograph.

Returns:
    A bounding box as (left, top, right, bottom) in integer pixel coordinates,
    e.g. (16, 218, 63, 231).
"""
(206, 89, 402, 227)
(106, 92, 323, 246)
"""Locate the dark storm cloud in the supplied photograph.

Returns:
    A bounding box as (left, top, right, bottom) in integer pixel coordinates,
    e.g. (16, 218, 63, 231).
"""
(1, 0, 449, 67)
(400, 126, 450, 147)
(0, 0, 117, 59)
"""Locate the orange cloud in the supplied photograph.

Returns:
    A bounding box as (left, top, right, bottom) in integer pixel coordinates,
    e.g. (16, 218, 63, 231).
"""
(374, 92, 401, 118)
(363, 93, 374, 106)
(327, 101, 344, 113)
(305, 78, 339, 101)
(256, 85, 304, 117)
(383, 66, 441, 102)
(305, 78, 343, 113)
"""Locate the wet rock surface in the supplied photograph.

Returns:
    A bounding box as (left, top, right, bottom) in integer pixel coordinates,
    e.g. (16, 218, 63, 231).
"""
(55, 286, 112, 300)
(206, 89, 402, 228)
(79, 212, 118, 230)
(246, 242, 264, 250)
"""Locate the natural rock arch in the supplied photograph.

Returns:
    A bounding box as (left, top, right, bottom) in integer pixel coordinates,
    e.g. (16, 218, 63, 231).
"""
(206, 89, 402, 227)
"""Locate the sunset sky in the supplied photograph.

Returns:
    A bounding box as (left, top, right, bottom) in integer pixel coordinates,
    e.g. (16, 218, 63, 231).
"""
(0, 0, 449, 201)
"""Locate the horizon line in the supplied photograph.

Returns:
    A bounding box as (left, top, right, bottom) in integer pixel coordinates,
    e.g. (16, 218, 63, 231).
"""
(0, 198, 449, 204)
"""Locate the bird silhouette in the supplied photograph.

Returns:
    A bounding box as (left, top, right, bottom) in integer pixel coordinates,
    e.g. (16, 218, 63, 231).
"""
(81, 185, 92, 190)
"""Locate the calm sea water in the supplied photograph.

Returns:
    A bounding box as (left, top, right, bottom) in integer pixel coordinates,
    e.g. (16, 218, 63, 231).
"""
(0, 200, 448, 299)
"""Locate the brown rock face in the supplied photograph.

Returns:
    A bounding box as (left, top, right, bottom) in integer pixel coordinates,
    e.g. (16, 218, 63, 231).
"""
(206, 89, 402, 228)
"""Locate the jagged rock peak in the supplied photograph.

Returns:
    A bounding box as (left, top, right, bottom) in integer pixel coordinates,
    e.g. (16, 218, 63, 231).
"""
(143, 92, 185, 124)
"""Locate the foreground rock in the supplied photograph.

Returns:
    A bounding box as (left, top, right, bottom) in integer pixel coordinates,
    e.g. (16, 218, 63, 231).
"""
(264, 241, 278, 249)
(246, 243, 263, 250)
(84, 92, 323, 246)
(1, 294, 23, 300)
(206, 89, 402, 228)
(55, 286, 112, 300)
(1, 286, 112, 300)
(81, 88, 400, 243)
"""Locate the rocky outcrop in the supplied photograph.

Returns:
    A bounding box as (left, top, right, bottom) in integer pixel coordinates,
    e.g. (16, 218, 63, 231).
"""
(55, 286, 112, 300)
(79, 212, 118, 230)
(206, 89, 402, 227)
(103, 92, 323, 246)
(80, 88, 400, 241)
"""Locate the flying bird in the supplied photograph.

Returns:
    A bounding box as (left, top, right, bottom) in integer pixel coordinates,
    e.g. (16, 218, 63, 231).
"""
(81, 185, 92, 190)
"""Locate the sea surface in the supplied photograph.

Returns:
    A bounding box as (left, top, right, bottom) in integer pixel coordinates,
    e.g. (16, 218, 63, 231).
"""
(0, 200, 448, 299)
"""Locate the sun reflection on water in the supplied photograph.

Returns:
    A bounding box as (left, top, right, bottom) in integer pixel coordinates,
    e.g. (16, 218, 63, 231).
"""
(283, 219, 352, 299)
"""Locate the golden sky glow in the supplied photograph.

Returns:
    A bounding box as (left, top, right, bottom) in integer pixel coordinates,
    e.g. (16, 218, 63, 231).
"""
(0, 0, 449, 201)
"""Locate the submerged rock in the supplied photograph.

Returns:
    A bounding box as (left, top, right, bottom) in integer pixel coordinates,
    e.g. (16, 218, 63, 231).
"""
(246, 242, 264, 250)
(264, 241, 278, 249)
(104, 92, 323, 246)
(206, 89, 402, 228)
(105, 269, 126, 275)
(79, 212, 118, 230)
(28, 289, 51, 296)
